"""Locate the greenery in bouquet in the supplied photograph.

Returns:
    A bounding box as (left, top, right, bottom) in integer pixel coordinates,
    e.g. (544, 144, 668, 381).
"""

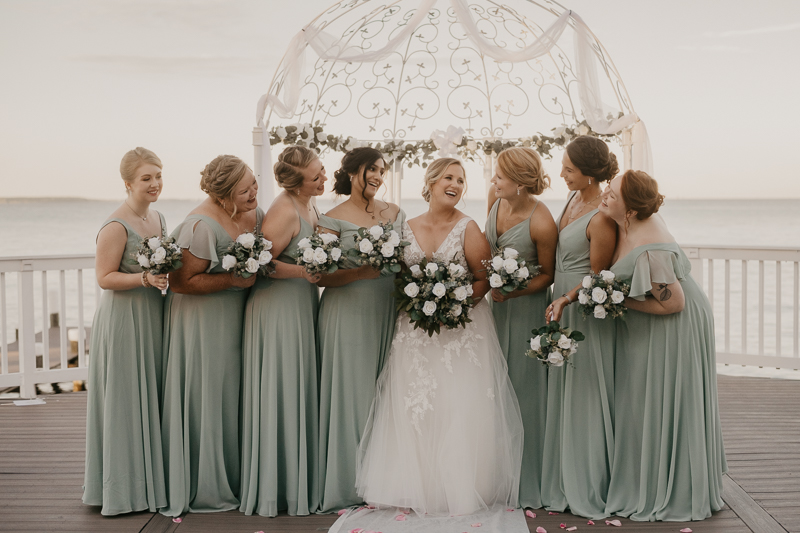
(577, 270, 630, 319)
(525, 321, 585, 367)
(296, 231, 345, 275)
(482, 246, 541, 296)
(347, 222, 411, 274)
(393, 257, 475, 337)
(221, 232, 275, 278)
(133, 236, 183, 275)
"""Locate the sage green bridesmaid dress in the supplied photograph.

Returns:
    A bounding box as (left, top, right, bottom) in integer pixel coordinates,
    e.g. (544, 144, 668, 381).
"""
(239, 205, 320, 517)
(317, 210, 406, 512)
(485, 199, 549, 510)
(83, 214, 168, 515)
(540, 193, 615, 519)
(160, 209, 262, 516)
(606, 243, 726, 521)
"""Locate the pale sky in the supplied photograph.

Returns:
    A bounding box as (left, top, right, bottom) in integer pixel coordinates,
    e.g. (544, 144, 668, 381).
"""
(1, 0, 798, 201)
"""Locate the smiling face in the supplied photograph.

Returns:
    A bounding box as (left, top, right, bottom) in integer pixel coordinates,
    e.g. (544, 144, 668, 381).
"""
(599, 176, 627, 223)
(560, 152, 591, 191)
(351, 158, 385, 200)
(430, 163, 465, 206)
(296, 158, 327, 197)
(490, 165, 516, 199)
(230, 169, 258, 213)
(128, 163, 162, 203)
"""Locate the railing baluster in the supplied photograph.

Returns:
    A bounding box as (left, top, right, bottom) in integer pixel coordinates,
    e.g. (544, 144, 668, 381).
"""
(776, 262, 782, 356)
(742, 260, 748, 354)
(707, 259, 714, 312)
(794, 262, 799, 357)
(77, 269, 86, 368)
(0, 272, 7, 375)
(59, 270, 67, 369)
(758, 261, 765, 355)
(18, 265, 37, 398)
(41, 271, 49, 370)
(724, 260, 730, 353)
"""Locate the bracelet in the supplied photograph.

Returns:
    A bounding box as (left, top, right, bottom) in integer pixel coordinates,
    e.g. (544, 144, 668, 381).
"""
(141, 272, 152, 288)
(562, 292, 572, 304)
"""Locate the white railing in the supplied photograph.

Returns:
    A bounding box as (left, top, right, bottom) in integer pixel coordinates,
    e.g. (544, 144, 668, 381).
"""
(0, 245, 797, 398)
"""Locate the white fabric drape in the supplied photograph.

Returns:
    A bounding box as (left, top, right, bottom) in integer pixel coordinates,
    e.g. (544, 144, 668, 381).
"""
(256, 0, 653, 207)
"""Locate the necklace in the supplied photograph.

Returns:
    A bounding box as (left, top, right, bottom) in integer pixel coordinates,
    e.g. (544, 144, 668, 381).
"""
(567, 193, 602, 221)
(125, 200, 148, 221)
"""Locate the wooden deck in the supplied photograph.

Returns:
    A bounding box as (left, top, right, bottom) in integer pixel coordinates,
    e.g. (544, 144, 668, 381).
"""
(0, 374, 797, 532)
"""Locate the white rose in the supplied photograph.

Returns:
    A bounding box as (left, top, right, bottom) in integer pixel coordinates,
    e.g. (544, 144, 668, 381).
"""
(359, 239, 374, 254)
(316, 131, 327, 142)
(410, 264, 423, 278)
(261, 238, 273, 250)
(503, 247, 519, 260)
(516, 266, 530, 279)
(320, 233, 338, 245)
(489, 273, 503, 288)
(368, 225, 384, 240)
(388, 230, 400, 246)
(302, 248, 315, 263)
(503, 258, 518, 274)
(425, 263, 438, 276)
(404, 282, 420, 298)
(276, 126, 287, 140)
(582, 275, 593, 289)
(591, 287, 607, 304)
(577, 124, 590, 136)
(258, 250, 272, 265)
(297, 237, 312, 250)
(304, 125, 315, 139)
(547, 352, 565, 366)
(491, 256, 504, 271)
(448, 263, 465, 278)
(557, 336, 572, 350)
(432, 282, 446, 298)
(137, 254, 151, 269)
(151, 247, 167, 264)
(221, 254, 237, 270)
(236, 232, 256, 249)
(245, 257, 259, 273)
(466, 140, 478, 152)
(381, 242, 395, 258)
(147, 237, 161, 250)
(330, 247, 341, 261)
(466, 285, 473, 296)
(452, 304, 462, 317)
(600, 270, 616, 283)
(578, 291, 590, 305)
(454, 286, 468, 301)
(611, 291, 625, 304)
(422, 300, 437, 316)
(594, 305, 607, 319)
(313, 247, 327, 263)
(530, 335, 541, 351)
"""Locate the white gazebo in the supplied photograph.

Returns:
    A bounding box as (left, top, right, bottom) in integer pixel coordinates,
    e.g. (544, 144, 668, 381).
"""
(254, 0, 652, 207)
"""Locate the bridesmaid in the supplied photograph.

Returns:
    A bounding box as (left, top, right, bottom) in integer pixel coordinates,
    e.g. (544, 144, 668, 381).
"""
(541, 136, 618, 519)
(485, 146, 557, 510)
(317, 147, 405, 512)
(160, 155, 260, 516)
(239, 146, 325, 517)
(601, 171, 726, 521)
(83, 147, 168, 515)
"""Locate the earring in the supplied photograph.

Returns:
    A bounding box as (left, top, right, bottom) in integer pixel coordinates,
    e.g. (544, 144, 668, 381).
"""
(588, 177, 592, 185)
(516, 188, 520, 196)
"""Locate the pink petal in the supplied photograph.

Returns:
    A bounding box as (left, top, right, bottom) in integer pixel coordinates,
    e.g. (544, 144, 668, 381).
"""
(567, 528, 578, 532)
(471, 523, 482, 527)
(560, 524, 567, 529)
(587, 520, 595, 525)
(549, 511, 560, 515)
(526, 510, 537, 518)
(395, 515, 406, 521)
(680, 530, 693, 533)
(337, 509, 347, 516)
(536, 527, 548, 533)
(403, 509, 411, 514)
(349, 529, 363, 533)
(366, 505, 376, 509)
(507, 508, 515, 512)
(605, 519, 622, 527)
(172, 518, 182, 523)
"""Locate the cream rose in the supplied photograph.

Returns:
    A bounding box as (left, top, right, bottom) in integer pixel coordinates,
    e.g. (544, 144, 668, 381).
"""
(516, 266, 529, 279)
(236, 232, 256, 249)
(404, 282, 420, 298)
(410, 264, 423, 278)
(594, 305, 607, 319)
(313, 247, 327, 263)
(330, 247, 341, 261)
(359, 239, 374, 254)
(600, 270, 616, 283)
(503, 247, 519, 260)
(368, 225, 384, 240)
(147, 237, 161, 250)
(611, 290, 625, 304)
(425, 263, 438, 276)
(578, 291, 590, 305)
(557, 336, 572, 350)
(422, 300, 437, 316)
(381, 243, 395, 258)
(432, 282, 446, 298)
(591, 287, 608, 304)
(452, 304, 462, 317)
(388, 230, 401, 246)
(582, 275, 593, 289)
(151, 247, 166, 264)
(491, 256, 505, 271)
(454, 286, 468, 301)
(245, 258, 259, 274)
(530, 335, 541, 351)
(221, 254, 236, 270)
(258, 250, 272, 265)
(547, 352, 565, 366)
(448, 263, 465, 277)
(503, 258, 518, 274)
(302, 248, 315, 263)
(137, 254, 151, 269)
(320, 233, 338, 245)
(489, 273, 503, 288)
(297, 237, 312, 250)
(261, 238, 273, 250)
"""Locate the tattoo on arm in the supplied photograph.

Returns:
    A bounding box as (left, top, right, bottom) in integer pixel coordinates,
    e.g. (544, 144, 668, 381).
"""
(657, 283, 672, 302)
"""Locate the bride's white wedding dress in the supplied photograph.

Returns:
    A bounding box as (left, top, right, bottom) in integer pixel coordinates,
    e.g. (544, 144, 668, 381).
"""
(355, 217, 524, 518)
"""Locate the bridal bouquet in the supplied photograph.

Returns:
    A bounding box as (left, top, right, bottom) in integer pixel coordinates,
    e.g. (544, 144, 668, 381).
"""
(526, 321, 585, 367)
(348, 222, 411, 274)
(577, 270, 630, 320)
(482, 246, 541, 296)
(221, 232, 275, 278)
(296, 231, 345, 275)
(394, 258, 475, 336)
(132, 236, 183, 295)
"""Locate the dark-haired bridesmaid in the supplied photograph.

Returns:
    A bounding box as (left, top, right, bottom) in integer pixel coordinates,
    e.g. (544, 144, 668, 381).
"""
(601, 170, 726, 521)
(541, 135, 618, 519)
(316, 147, 405, 512)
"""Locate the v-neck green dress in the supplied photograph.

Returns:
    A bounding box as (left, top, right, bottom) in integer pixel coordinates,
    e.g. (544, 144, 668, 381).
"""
(540, 193, 615, 519)
(160, 209, 262, 516)
(316, 210, 406, 512)
(605, 243, 726, 521)
(485, 199, 550, 510)
(83, 214, 168, 515)
(239, 207, 320, 517)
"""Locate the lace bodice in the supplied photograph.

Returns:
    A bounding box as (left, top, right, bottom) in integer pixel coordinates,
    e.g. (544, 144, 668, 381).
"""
(402, 217, 471, 270)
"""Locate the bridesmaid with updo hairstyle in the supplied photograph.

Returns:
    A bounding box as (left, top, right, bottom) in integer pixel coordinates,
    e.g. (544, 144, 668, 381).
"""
(601, 171, 726, 521)
(485, 146, 557, 509)
(160, 155, 261, 516)
(316, 147, 405, 512)
(239, 145, 326, 517)
(83, 147, 167, 515)
(540, 135, 618, 519)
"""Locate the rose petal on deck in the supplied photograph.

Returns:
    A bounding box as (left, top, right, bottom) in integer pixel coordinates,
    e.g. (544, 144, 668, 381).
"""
(560, 524, 567, 529)
(680, 529, 693, 533)
(395, 515, 407, 521)
(605, 519, 622, 526)
(471, 523, 481, 527)
(536, 527, 547, 533)
(526, 510, 537, 518)
(587, 521, 595, 525)
(172, 518, 182, 523)
(507, 508, 515, 512)
(549, 512, 560, 515)
(349, 529, 363, 533)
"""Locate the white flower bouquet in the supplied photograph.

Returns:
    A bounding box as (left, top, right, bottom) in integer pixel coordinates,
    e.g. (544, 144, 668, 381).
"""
(348, 222, 411, 274)
(393, 258, 475, 336)
(221, 232, 275, 278)
(295, 231, 345, 275)
(131, 236, 183, 295)
(577, 270, 631, 320)
(525, 321, 585, 367)
(482, 246, 541, 296)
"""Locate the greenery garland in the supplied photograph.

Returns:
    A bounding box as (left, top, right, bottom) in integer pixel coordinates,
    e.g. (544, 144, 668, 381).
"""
(268, 118, 620, 168)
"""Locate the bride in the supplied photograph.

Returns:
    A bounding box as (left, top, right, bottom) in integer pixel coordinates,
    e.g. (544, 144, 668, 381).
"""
(355, 158, 524, 517)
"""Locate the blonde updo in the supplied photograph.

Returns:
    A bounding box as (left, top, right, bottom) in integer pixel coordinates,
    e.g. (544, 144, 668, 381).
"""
(199, 155, 251, 218)
(274, 145, 319, 192)
(619, 170, 665, 220)
(120, 147, 162, 193)
(421, 158, 465, 202)
(496, 146, 550, 195)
